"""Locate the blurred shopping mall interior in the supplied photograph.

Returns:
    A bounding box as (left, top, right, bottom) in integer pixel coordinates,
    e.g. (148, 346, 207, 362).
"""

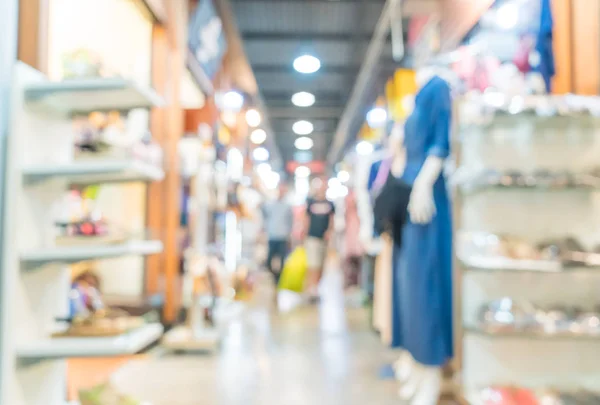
(0, 0, 599, 404)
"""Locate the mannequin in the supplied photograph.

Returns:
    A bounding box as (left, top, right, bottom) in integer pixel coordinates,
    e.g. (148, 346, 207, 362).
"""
(391, 66, 453, 405)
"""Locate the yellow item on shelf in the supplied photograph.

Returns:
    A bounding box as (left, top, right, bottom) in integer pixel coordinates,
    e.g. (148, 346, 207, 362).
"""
(278, 247, 308, 293)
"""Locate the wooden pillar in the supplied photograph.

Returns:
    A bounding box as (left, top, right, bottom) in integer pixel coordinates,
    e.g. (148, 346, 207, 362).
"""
(17, 0, 49, 73)
(146, 25, 168, 296)
(551, 0, 573, 94)
(147, 0, 187, 324)
(571, 0, 600, 95)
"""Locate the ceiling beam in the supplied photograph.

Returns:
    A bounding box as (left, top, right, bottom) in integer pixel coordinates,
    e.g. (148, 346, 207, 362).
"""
(241, 31, 376, 42)
(253, 64, 361, 75)
(269, 106, 343, 119)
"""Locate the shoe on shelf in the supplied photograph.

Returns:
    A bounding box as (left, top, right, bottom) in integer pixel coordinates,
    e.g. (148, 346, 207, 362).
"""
(79, 383, 145, 405)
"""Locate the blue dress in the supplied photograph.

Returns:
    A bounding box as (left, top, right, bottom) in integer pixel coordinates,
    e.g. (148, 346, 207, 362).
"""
(391, 76, 453, 367)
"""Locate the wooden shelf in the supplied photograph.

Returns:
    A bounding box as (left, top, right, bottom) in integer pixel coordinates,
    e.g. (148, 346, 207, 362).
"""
(17, 324, 163, 359)
(23, 160, 165, 184)
(21, 239, 163, 265)
(24, 78, 164, 113)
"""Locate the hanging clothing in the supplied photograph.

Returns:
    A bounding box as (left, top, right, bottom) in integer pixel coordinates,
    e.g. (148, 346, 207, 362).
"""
(392, 76, 453, 367)
(534, 0, 555, 92)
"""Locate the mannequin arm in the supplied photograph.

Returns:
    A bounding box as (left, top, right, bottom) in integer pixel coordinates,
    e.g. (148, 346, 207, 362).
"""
(408, 156, 443, 224)
(408, 79, 451, 224)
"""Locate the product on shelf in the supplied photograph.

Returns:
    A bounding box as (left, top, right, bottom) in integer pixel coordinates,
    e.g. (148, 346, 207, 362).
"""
(59, 270, 145, 337)
(73, 111, 163, 166)
(455, 168, 600, 191)
(54, 190, 126, 246)
(62, 49, 104, 79)
(457, 232, 599, 271)
(477, 298, 600, 336)
(79, 383, 144, 405)
(480, 386, 600, 405)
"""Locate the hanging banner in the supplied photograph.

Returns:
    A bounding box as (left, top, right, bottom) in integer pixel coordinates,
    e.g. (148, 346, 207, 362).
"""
(188, 0, 227, 80)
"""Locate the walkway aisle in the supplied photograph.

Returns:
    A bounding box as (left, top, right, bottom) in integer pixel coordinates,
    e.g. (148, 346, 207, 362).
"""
(112, 269, 400, 405)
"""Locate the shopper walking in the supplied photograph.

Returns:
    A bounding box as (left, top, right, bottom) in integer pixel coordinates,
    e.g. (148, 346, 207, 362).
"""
(261, 183, 293, 284)
(304, 183, 335, 301)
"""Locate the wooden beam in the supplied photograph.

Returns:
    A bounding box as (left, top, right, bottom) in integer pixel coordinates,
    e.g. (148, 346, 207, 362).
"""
(551, 0, 573, 94)
(146, 25, 168, 297)
(17, 0, 49, 73)
(147, 0, 187, 324)
(162, 0, 187, 324)
(572, 0, 600, 95)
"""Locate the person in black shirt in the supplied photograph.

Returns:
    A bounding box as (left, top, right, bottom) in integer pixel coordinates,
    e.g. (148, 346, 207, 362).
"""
(303, 184, 335, 300)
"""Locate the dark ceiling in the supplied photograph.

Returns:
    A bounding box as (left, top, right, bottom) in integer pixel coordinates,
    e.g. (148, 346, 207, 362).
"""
(230, 0, 405, 166)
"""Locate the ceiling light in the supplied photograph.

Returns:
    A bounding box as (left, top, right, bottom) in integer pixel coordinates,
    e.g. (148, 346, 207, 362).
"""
(356, 140, 374, 156)
(366, 107, 388, 128)
(292, 120, 314, 135)
(293, 55, 321, 74)
(295, 165, 311, 178)
(291, 92, 316, 107)
(337, 170, 350, 183)
(294, 136, 314, 150)
(245, 108, 262, 127)
(250, 128, 267, 145)
(222, 91, 244, 111)
(252, 147, 269, 161)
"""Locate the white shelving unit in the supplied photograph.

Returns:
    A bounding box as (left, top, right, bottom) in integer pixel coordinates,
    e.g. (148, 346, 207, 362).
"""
(21, 239, 163, 266)
(17, 323, 164, 359)
(457, 96, 600, 401)
(1, 63, 165, 405)
(23, 160, 165, 184)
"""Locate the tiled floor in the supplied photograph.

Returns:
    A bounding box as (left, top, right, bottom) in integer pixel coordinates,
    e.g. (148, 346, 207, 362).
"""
(115, 273, 460, 405)
(111, 270, 445, 405)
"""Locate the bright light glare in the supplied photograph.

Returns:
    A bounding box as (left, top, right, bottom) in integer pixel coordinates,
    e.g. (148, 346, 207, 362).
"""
(291, 92, 316, 107)
(327, 184, 348, 201)
(293, 55, 321, 74)
(256, 162, 271, 174)
(294, 136, 314, 150)
(337, 170, 350, 183)
(295, 166, 311, 178)
(328, 178, 341, 188)
(496, 3, 519, 30)
(263, 171, 280, 190)
(366, 107, 388, 128)
(223, 91, 244, 111)
(226, 148, 243, 180)
(355, 140, 374, 156)
(245, 109, 262, 127)
(250, 128, 267, 145)
(252, 147, 270, 161)
(293, 120, 314, 135)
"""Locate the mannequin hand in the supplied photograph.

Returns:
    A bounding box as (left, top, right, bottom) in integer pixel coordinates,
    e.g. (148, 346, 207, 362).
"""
(408, 182, 436, 224)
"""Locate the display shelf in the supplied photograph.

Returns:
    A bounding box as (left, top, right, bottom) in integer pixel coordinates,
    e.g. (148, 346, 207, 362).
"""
(21, 239, 163, 265)
(456, 96, 600, 394)
(23, 160, 165, 184)
(464, 325, 600, 341)
(459, 255, 562, 273)
(16, 323, 163, 359)
(24, 78, 164, 113)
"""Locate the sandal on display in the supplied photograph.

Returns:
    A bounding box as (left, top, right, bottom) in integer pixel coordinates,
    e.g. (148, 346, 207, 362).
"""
(79, 383, 146, 405)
